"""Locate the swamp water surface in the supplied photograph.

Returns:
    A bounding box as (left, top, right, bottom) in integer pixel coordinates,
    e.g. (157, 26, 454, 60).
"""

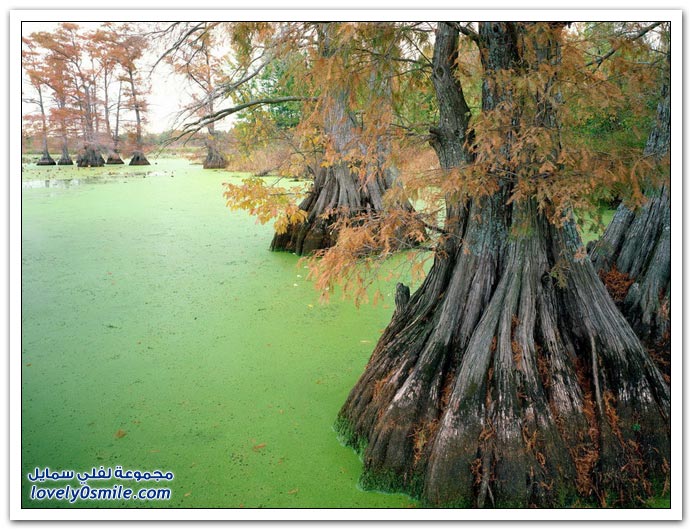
(21, 158, 417, 508)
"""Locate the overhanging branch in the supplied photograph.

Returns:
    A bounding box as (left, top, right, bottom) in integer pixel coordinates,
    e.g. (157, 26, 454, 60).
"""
(585, 21, 663, 69)
(168, 96, 315, 144)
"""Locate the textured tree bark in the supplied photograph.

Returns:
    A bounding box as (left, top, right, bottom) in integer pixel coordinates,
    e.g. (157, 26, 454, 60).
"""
(76, 144, 105, 167)
(129, 150, 151, 166)
(57, 140, 73, 165)
(36, 85, 56, 166)
(270, 22, 417, 256)
(55, 97, 73, 165)
(113, 80, 123, 158)
(591, 56, 671, 351)
(37, 152, 57, 166)
(105, 152, 124, 164)
(203, 136, 228, 169)
(127, 68, 150, 166)
(336, 22, 670, 508)
(202, 67, 227, 169)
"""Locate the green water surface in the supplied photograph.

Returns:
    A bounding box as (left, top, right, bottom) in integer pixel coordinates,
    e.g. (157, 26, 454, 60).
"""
(21, 159, 417, 509)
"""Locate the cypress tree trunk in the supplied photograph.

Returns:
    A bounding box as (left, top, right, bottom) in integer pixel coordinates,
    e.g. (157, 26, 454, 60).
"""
(36, 85, 56, 166)
(106, 152, 124, 164)
(203, 130, 227, 169)
(76, 144, 105, 167)
(129, 151, 151, 166)
(127, 68, 150, 166)
(591, 54, 671, 353)
(37, 152, 56, 166)
(113, 80, 123, 159)
(55, 98, 73, 165)
(270, 22, 417, 256)
(203, 93, 227, 169)
(57, 138, 73, 165)
(336, 22, 670, 508)
(203, 143, 227, 169)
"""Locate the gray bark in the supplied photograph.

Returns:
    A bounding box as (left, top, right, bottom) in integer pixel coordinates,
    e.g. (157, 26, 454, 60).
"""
(271, 22, 418, 256)
(337, 22, 670, 508)
(591, 49, 671, 349)
(76, 144, 105, 167)
(127, 68, 150, 165)
(35, 85, 56, 166)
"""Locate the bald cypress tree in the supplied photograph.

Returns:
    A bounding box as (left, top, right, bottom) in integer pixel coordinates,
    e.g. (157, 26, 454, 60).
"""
(336, 22, 670, 508)
(591, 42, 671, 358)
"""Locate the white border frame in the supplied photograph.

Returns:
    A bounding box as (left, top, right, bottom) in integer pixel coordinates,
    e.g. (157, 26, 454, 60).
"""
(8, 8, 684, 522)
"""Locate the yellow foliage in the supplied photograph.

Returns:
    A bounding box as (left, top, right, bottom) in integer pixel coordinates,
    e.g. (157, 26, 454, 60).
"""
(222, 177, 307, 234)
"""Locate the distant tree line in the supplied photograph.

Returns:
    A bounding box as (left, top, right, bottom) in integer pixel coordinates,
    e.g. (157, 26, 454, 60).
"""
(22, 22, 151, 166)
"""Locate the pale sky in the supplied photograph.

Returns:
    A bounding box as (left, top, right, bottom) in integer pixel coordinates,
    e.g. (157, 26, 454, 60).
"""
(21, 21, 233, 134)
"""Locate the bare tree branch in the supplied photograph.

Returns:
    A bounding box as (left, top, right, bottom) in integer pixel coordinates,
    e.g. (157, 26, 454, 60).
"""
(150, 22, 211, 72)
(168, 96, 314, 144)
(585, 21, 663, 69)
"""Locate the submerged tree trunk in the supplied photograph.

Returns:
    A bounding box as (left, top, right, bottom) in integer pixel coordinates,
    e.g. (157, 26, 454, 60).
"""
(129, 150, 151, 166)
(270, 22, 417, 256)
(54, 97, 73, 165)
(127, 68, 150, 166)
(36, 85, 56, 166)
(203, 128, 227, 169)
(76, 144, 105, 167)
(203, 142, 227, 168)
(57, 141, 73, 165)
(106, 152, 124, 164)
(336, 22, 670, 508)
(37, 152, 56, 166)
(100, 71, 123, 165)
(202, 51, 227, 170)
(113, 80, 123, 158)
(590, 55, 671, 355)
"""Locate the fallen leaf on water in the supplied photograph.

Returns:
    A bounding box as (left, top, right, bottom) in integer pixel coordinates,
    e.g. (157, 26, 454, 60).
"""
(149, 449, 160, 453)
(252, 443, 266, 452)
(114, 429, 127, 439)
(25, 363, 32, 367)
(287, 488, 298, 495)
(360, 340, 371, 344)
(184, 492, 191, 497)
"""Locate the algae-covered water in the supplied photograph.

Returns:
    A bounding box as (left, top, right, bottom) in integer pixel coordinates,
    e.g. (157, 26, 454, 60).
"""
(21, 158, 418, 509)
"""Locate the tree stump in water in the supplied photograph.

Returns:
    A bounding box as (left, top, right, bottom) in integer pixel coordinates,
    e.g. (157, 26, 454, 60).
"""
(129, 151, 151, 166)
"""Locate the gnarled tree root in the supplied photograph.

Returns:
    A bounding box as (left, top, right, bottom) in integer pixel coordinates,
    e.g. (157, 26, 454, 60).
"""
(337, 200, 670, 508)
